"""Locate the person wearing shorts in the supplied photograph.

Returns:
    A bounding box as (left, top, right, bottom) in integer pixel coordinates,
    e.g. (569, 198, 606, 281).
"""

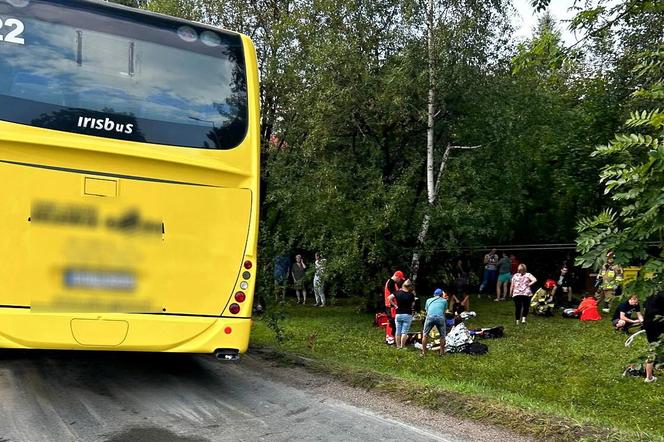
(421, 288, 448, 356)
(496, 252, 512, 301)
(389, 279, 415, 349)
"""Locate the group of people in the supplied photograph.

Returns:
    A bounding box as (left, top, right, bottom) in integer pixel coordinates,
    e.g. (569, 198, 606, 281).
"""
(273, 252, 327, 307)
(379, 250, 662, 382)
(383, 271, 449, 355)
(476, 249, 575, 305)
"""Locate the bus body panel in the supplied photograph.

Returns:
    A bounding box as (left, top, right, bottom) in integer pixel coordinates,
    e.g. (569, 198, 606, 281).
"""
(0, 309, 251, 353)
(0, 2, 261, 354)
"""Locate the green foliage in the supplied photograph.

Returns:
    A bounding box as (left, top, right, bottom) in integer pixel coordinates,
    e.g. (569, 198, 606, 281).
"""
(576, 47, 664, 297)
(263, 308, 292, 343)
(109, 0, 662, 298)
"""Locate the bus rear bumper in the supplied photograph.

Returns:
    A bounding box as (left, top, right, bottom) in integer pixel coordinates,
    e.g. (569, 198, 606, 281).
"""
(0, 309, 252, 354)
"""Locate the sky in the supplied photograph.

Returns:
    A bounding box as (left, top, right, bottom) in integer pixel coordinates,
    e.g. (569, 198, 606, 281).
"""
(512, 0, 581, 46)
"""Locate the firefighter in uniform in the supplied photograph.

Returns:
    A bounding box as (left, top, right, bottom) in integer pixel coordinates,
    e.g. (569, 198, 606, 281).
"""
(596, 251, 623, 313)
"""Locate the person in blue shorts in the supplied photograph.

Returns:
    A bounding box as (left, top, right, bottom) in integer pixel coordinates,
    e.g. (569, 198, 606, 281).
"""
(421, 288, 448, 356)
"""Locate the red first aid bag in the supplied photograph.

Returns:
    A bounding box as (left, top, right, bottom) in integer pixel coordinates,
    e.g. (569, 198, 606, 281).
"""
(374, 313, 389, 327)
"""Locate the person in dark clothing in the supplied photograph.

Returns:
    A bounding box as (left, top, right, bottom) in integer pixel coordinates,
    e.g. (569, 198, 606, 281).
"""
(555, 266, 573, 306)
(273, 255, 290, 302)
(643, 293, 664, 383)
(388, 279, 415, 349)
(612, 295, 643, 332)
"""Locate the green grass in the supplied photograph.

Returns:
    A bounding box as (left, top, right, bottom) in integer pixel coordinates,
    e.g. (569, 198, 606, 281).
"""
(250, 296, 663, 441)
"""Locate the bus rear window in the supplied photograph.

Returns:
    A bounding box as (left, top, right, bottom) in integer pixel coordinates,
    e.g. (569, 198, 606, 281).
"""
(0, 0, 248, 149)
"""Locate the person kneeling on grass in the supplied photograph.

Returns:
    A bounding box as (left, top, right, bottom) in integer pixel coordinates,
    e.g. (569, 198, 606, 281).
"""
(530, 279, 556, 316)
(389, 279, 415, 349)
(612, 295, 643, 333)
(421, 288, 448, 357)
(569, 293, 602, 321)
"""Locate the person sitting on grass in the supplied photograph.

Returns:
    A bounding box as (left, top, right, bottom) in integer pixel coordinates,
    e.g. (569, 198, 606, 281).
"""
(571, 293, 602, 321)
(451, 289, 469, 315)
(612, 294, 644, 333)
(530, 279, 556, 316)
(388, 279, 415, 349)
(421, 288, 448, 357)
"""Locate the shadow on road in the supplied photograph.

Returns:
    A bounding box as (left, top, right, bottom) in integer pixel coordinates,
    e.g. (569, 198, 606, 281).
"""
(0, 350, 228, 396)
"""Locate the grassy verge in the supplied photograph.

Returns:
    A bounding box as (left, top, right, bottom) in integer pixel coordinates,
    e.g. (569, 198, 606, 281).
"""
(250, 296, 663, 441)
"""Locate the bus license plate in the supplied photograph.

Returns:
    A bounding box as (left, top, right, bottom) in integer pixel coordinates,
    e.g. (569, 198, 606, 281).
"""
(64, 270, 136, 291)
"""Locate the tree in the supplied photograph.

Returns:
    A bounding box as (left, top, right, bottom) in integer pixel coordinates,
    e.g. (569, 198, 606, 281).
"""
(576, 47, 664, 297)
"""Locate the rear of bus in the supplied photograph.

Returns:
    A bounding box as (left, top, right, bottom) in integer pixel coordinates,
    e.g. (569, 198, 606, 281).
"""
(0, 0, 259, 358)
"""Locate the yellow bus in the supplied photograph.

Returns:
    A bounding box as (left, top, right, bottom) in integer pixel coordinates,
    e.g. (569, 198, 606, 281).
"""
(0, 0, 260, 359)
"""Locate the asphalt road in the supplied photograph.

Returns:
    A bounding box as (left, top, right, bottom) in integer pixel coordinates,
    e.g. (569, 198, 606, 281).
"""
(0, 350, 461, 442)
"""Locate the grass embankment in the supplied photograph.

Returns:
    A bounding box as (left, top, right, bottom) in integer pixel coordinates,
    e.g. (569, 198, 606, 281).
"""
(250, 297, 663, 441)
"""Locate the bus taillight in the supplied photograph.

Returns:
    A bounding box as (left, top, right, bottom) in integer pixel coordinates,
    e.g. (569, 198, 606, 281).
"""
(243, 260, 252, 270)
(235, 292, 246, 302)
(229, 303, 241, 314)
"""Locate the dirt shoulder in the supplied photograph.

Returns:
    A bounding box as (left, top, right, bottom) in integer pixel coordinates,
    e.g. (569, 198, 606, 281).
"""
(249, 346, 643, 442)
(246, 348, 536, 442)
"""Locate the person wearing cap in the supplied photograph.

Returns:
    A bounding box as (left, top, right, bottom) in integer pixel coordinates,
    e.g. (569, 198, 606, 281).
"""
(421, 288, 448, 356)
(388, 279, 416, 349)
(384, 270, 405, 345)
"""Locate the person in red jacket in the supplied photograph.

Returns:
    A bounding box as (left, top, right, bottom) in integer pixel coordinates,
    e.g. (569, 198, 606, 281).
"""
(384, 270, 405, 345)
(573, 293, 602, 321)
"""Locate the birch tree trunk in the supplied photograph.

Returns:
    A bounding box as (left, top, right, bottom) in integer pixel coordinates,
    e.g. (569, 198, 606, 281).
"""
(409, 0, 482, 282)
(411, 142, 481, 281)
(411, 0, 436, 283)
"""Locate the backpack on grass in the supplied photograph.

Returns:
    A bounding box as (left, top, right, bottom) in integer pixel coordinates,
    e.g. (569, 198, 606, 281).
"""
(475, 326, 504, 339)
(463, 342, 488, 355)
(374, 312, 389, 327)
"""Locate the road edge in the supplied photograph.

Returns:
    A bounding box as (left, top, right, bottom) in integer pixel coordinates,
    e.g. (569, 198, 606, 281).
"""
(248, 345, 658, 442)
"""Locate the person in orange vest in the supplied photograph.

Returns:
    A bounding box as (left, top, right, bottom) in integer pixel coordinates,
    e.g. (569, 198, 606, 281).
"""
(384, 270, 405, 345)
(573, 293, 602, 321)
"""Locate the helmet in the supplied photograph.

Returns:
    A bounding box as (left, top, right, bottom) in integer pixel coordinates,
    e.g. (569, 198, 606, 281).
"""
(393, 270, 405, 280)
(544, 279, 556, 290)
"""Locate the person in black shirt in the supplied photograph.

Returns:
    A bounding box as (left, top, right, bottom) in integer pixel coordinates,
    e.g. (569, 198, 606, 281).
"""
(383, 270, 405, 345)
(555, 265, 573, 306)
(388, 279, 415, 349)
(612, 295, 644, 332)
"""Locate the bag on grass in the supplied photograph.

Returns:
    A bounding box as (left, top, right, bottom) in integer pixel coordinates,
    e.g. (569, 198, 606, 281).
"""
(478, 326, 504, 339)
(463, 342, 488, 355)
(374, 312, 389, 327)
(622, 363, 645, 377)
(445, 323, 473, 353)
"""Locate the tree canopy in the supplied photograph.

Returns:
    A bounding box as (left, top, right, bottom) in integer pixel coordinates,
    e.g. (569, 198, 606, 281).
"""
(111, 0, 664, 298)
